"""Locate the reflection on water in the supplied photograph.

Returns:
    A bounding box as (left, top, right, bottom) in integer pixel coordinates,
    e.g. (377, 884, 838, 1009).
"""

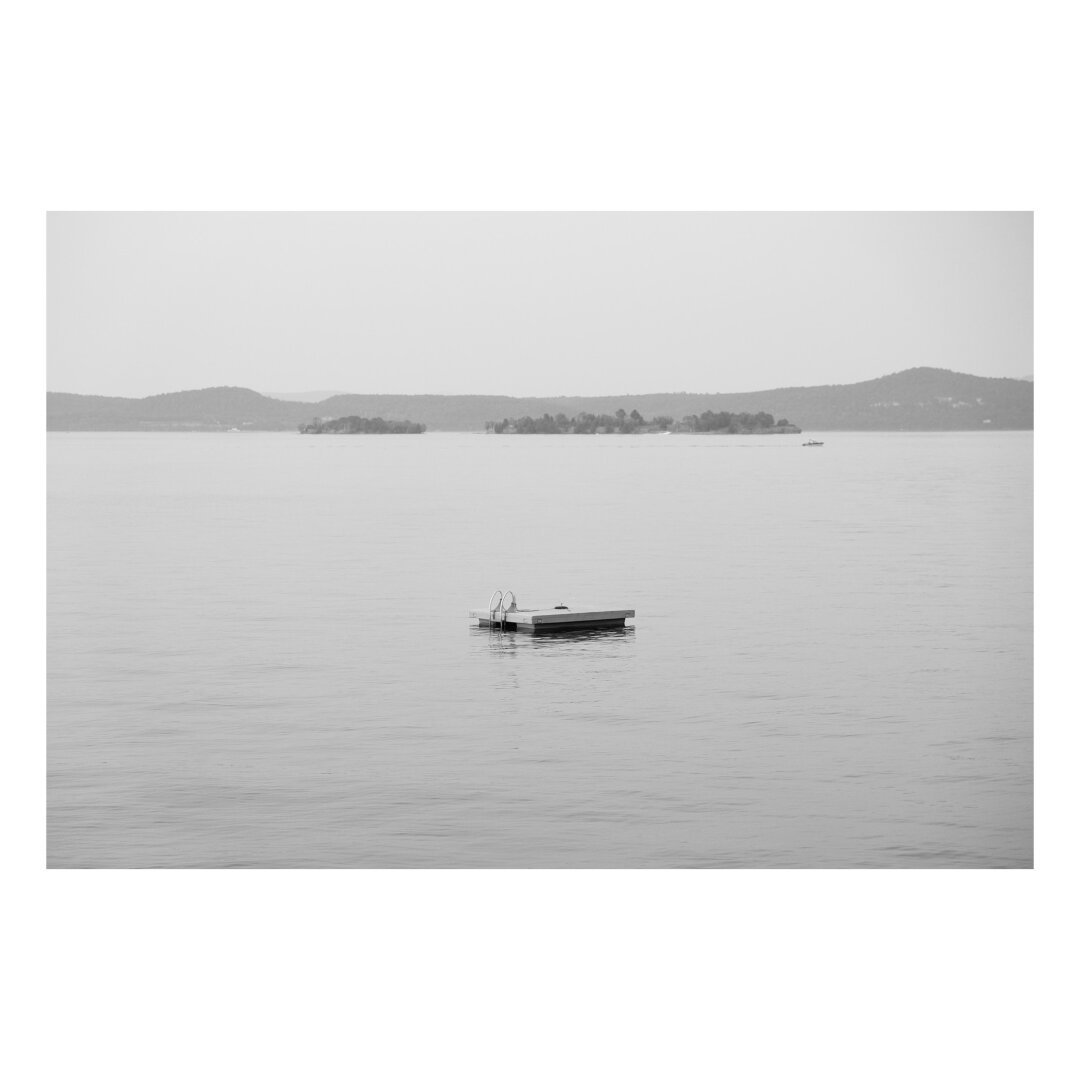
(474, 625, 636, 652)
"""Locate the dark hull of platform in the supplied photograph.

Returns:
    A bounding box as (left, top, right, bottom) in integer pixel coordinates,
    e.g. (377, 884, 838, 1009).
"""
(476, 617, 628, 633)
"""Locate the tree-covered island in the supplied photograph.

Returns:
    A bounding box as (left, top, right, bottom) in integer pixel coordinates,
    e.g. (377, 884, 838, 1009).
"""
(486, 409, 800, 434)
(299, 416, 426, 434)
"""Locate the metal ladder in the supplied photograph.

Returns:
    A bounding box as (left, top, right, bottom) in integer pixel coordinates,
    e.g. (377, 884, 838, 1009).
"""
(487, 589, 517, 629)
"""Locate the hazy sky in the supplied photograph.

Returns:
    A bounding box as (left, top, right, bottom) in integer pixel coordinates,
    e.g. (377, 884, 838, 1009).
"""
(47, 212, 1032, 398)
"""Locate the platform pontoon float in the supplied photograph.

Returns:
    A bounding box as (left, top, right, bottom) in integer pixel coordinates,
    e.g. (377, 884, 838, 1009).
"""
(471, 590, 635, 633)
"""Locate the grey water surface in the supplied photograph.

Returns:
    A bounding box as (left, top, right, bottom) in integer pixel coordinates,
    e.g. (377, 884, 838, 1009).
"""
(47, 431, 1032, 867)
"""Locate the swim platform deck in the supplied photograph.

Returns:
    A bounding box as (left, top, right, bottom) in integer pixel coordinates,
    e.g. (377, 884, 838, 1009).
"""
(470, 606, 635, 632)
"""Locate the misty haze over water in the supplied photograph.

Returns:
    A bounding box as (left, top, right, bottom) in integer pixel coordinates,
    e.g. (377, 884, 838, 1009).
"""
(47, 212, 1032, 399)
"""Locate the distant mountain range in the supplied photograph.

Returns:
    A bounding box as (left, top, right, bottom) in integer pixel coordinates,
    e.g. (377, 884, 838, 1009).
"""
(46, 368, 1033, 432)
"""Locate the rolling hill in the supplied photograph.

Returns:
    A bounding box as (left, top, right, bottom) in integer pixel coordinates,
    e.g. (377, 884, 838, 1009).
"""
(46, 368, 1033, 431)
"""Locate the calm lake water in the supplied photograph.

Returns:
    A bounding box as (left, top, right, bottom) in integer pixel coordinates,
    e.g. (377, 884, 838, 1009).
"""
(47, 430, 1032, 868)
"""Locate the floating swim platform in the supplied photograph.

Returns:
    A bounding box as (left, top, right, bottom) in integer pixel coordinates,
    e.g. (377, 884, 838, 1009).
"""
(471, 590, 634, 633)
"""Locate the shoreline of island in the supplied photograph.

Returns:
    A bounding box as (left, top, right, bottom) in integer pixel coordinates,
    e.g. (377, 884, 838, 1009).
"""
(299, 416, 426, 434)
(485, 410, 801, 435)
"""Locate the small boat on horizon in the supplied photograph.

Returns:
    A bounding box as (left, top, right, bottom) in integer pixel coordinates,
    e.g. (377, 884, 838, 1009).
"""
(803, 439, 824, 446)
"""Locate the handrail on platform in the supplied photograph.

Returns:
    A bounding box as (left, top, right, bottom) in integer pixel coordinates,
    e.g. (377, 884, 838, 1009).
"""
(488, 588, 516, 629)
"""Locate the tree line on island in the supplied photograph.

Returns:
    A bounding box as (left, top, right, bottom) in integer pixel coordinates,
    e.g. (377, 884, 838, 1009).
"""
(486, 409, 800, 434)
(299, 416, 426, 434)
(297, 409, 795, 435)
